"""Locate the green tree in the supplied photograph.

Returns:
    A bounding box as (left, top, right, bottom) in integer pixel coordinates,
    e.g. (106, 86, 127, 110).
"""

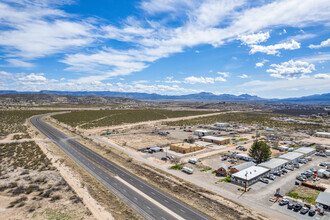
(248, 141, 272, 164)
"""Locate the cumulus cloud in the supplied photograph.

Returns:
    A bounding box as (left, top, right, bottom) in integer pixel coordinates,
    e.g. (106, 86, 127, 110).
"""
(164, 76, 181, 83)
(255, 59, 268, 68)
(250, 40, 301, 55)
(314, 73, 330, 79)
(309, 38, 330, 49)
(217, 72, 230, 77)
(184, 76, 226, 84)
(267, 60, 315, 79)
(239, 32, 270, 45)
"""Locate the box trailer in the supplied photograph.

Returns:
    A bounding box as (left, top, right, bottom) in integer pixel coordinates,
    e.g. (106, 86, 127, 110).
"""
(182, 167, 193, 174)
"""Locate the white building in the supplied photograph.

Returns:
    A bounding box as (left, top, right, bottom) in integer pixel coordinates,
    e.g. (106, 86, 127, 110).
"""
(315, 132, 330, 138)
(294, 147, 316, 156)
(316, 188, 330, 211)
(214, 122, 231, 127)
(194, 130, 213, 137)
(258, 158, 288, 173)
(278, 145, 289, 151)
(279, 152, 304, 163)
(231, 166, 270, 187)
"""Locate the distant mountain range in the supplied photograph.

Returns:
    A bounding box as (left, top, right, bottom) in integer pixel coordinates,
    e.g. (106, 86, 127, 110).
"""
(0, 90, 329, 104)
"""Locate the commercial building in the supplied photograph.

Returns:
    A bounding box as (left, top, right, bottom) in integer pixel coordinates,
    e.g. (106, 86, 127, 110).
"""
(279, 152, 304, 163)
(170, 143, 204, 154)
(230, 162, 256, 174)
(214, 122, 231, 127)
(201, 136, 230, 145)
(194, 130, 213, 137)
(231, 166, 270, 187)
(258, 158, 288, 173)
(216, 163, 228, 176)
(315, 132, 330, 138)
(315, 188, 330, 211)
(294, 147, 316, 156)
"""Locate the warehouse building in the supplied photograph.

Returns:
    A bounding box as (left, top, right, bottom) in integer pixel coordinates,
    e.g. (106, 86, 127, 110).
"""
(230, 162, 256, 174)
(294, 147, 316, 156)
(194, 130, 213, 137)
(279, 152, 304, 163)
(315, 131, 330, 138)
(316, 188, 330, 211)
(258, 158, 288, 173)
(231, 166, 270, 187)
(170, 143, 204, 154)
(214, 122, 231, 127)
(201, 136, 230, 145)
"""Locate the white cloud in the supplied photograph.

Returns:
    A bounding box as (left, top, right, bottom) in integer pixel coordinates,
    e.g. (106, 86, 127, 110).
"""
(239, 32, 270, 45)
(250, 40, 301, 55)
(18, 73, 47, 84)
(6, 59, 35, 68)
(164, 76, 181, 84)
(255, 59, 268, 68)
(217, 72, 230, 77)
(309, 38, 330, 49)
(183, 76, 226, 84)
(239, 74, 249, 78)
(267, 60, 315, 79)
(314, 73, 330, 79)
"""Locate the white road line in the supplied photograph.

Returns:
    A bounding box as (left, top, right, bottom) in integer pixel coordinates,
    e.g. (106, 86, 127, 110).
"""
(180, 209, 186, 213)
(147, 206, 151, 210)
(164, 200, 169, 203)
(151, 191, 155, 195)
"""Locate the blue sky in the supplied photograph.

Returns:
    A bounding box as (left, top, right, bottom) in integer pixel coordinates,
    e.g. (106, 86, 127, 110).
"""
(0, 0, 330, 98)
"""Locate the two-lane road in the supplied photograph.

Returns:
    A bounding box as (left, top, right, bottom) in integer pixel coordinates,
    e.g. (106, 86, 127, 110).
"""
(31, 115, 213, 220)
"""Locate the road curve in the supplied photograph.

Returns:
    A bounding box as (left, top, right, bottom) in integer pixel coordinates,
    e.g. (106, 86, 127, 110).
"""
(31, 115, 213, 220)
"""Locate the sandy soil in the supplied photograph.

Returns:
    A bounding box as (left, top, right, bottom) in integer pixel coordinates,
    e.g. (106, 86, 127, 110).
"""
(301, 136, 330, 145)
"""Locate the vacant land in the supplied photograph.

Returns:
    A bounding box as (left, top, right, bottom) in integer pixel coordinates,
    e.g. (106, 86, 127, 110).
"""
(165, 112, 327, 131)
(0, 110, 56, 135)
(0, 141, 93, 220)
(287, 186, 321, 205)
(52, 109, 216, 129)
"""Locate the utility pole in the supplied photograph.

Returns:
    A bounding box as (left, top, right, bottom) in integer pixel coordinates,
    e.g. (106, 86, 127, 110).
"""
(255, 124, 259, 142)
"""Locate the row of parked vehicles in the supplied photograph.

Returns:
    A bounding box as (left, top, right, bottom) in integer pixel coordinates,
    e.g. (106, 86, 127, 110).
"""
(296, 167, 318, 182)
(279, 199, 317, 216)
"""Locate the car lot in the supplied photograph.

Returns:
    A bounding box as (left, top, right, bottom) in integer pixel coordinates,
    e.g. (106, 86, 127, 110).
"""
(271, 197, 328, 220)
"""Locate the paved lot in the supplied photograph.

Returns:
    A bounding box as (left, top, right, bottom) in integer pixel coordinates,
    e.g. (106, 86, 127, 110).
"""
(271, 198, 328, 220)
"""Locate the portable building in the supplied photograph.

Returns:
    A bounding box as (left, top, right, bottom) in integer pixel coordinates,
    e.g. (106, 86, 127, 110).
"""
(194, 130, 213, 137)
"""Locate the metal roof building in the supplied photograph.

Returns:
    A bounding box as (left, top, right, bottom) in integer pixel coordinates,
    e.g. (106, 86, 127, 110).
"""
(231, 166, 270, 186)
(278, 152, 304, 162)
(316, 190, 330, 211)
(230, 162, 256, 173)
(294, 147, 316, 156)
(258, 158, 288, 172)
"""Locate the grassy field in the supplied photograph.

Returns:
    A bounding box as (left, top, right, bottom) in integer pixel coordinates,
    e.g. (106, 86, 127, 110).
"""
(52, 109, 216, 128)
(165, 112, 327, 131)
(287, 186, 321, 205)
(0, 110, 56, 135)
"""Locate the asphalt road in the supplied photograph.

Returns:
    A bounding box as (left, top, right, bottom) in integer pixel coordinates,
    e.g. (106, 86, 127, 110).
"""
(31, 115, 213, 220)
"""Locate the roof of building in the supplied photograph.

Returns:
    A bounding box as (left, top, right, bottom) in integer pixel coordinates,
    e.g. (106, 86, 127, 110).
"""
(202, 136, 230, 141)
(279, 152, 304, 161)
(232, 166, 269, 181)
(170, 143, 201, 148)
(217, 163, 228, 170)
(316, 192, 330, 206)
(316, 132, 330, 135)
(258, 158, 288, 169)
(294, 147, 316, 154)
(232, 162, 256, 171)
(236, 153, 251, 158)
(194, 130, 212, 133)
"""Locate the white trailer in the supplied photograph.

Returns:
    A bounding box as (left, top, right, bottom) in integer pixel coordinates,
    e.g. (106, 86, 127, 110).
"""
(182, 167, 193, 174)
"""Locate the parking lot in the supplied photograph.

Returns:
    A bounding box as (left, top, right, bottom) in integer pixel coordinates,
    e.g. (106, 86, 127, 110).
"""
(271, 198, 328, 220)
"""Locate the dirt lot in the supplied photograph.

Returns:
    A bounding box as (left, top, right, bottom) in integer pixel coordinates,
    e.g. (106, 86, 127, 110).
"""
(107, 133, 179, 150)
(0, 142, 94, 220)
(287, 185, 321, 205)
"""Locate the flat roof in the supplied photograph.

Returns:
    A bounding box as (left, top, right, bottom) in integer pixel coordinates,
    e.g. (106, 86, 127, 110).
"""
(232, 166, 269, 181)
(171, 143, 201, 148)
(258, 158, 288, 169)
(202, 136, 230, 141)
(316, 192, 330, 206)
(294, 147, 315, 154)
(279, 152, 304, 161)
(316, 132, 330, 135)
(232, 162, 256, 171)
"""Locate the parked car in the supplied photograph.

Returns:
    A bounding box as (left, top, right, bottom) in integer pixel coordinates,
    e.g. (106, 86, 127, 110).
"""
(273, 172, 281, 176)
(259, 178, 269, 184)
(161, 157, 169, 161)
(266, 174, 276, 180)
(308, 209, 316, 216)
(282, 169, 288, 173)
(294, 204, 302, 211)
(300, 207, 309, 214)
(319, 153, 327, 157)
(288, 203, 294, 209)
(279, 199, 289, 206)
(293, 163, 300, 168)
(320, 163, 326, 167)
(286, 166, 294, 171)
(310, 168, 317, 173)
(296, 176, 306, 182)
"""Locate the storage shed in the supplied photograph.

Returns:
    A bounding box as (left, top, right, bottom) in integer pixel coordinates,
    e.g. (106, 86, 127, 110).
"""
(216, 163, 228, 176)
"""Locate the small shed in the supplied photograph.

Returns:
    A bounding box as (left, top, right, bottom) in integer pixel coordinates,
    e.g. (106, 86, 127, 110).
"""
(216, 163, 228, 176)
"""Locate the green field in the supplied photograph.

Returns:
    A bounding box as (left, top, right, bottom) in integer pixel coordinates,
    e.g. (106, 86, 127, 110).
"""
(0, 110, 56, 135)
(52, 109, 216, 128)
(165, 112, 327, 131)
